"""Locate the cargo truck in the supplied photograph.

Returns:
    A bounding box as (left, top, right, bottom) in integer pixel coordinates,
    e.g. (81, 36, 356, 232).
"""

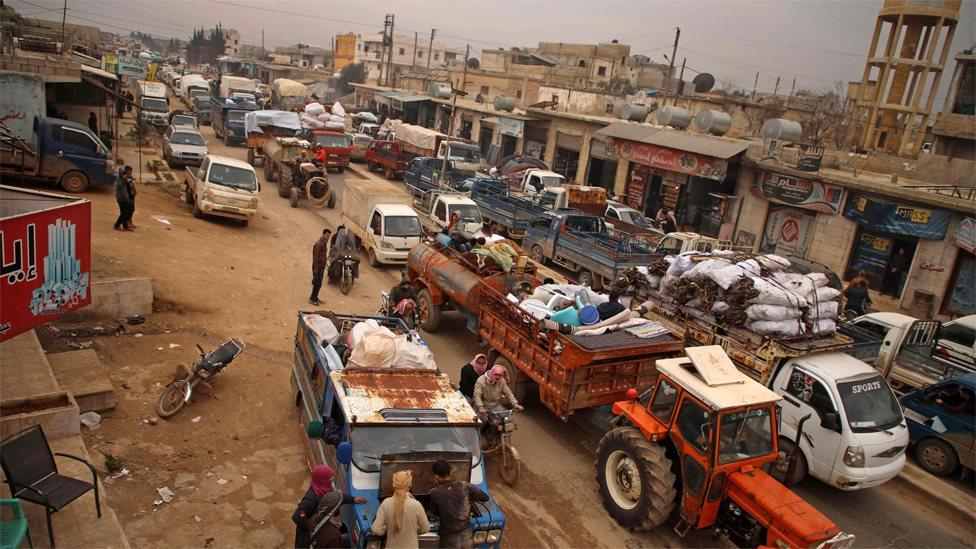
(270, 78, 309, 111)
(135, 80, 169, 131)
(210, 96, 258, 146)
(341, 179, 422, 266)
(1, 117, 115, 193)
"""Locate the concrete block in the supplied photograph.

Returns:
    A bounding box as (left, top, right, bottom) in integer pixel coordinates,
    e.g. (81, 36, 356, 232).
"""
(0, 391, 80, 440)
(90, 277, 153, 317)
(48, 350, 117, 413)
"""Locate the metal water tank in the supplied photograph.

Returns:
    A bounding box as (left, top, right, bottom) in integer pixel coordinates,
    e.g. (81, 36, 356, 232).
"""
(695, 109, 732, 135)
(760, 118, 803, 142)
(493, 95, 516, 112)
(620, 104, 649, 122)
(656, 106, 692, 129)
(430, 83, 452, 99)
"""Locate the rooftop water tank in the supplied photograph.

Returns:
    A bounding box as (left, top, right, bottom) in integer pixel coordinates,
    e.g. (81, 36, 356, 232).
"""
(656, 106, 692, 129)
(620, 104, 649, 122)
(430, 83, 452, 99)
(695, 109, 732, 136)
(761, 118, 803, 142)
(493, 95, 516, 112)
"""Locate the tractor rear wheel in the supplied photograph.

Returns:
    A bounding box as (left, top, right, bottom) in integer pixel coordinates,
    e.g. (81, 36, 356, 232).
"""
(596, 427, 676, 531)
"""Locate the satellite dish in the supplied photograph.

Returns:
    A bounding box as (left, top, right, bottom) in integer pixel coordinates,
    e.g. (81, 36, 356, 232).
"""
(692, 73, 715, 93)
(467, 57, 480, 69)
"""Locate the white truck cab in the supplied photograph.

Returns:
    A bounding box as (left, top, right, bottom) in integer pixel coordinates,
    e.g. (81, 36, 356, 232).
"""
(422, 194, 484, 236)
(519, 169, 565, 196)
(183, 154, 260, 226)
(654, 232, 730, 254)
(770, 352, 908, 490)
(436, 140, 481, 172)
(341, 179, 422, 266)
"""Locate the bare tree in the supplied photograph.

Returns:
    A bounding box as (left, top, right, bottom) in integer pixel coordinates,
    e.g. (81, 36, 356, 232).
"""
(744, 96, 786, 135)
(794, 81, 851, 148)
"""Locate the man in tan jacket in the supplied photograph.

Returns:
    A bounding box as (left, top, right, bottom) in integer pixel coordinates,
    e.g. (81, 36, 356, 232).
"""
(473, 365, 524, 416)
(371, 470, 429, 549)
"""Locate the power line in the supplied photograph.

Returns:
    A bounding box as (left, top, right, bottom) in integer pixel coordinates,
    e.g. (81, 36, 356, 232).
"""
(682, 27, 867, 59)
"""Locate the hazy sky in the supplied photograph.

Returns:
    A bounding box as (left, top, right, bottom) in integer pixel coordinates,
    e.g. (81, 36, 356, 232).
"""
(13, 0, 976, 98)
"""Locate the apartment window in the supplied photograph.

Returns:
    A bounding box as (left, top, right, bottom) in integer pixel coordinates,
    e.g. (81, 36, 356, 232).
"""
(434, 53, 439, 61)
(418, 50, 424, 57)
(480, 85, 489, 95)
(605, 103, 613, 114)
(399, 48, 405, 55)
(578, 60, 585, 67)
(597, 66, 607, 76)
(363, 45, 368, 52)
(551, 94, 559, 103)
(515, 89, 522, 99)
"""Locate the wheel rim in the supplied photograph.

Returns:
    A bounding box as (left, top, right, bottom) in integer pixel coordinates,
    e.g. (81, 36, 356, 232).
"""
(418, 295, 431, 323)
(605, 450, 641, 510)
(579, 272, 592, 286)
(920, 444, 947, 471)
(62, 172, 87, 192)
(158, 382, 188, 414)
(530, 246, 544, 263)
(500, 445, 520, 485)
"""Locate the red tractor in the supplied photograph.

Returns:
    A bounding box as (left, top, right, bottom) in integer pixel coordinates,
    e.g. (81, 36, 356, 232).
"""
(596, 346, 855, 548)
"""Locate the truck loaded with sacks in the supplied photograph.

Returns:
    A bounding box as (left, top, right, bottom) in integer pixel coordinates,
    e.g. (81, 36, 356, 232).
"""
(628, 252, 909, 490)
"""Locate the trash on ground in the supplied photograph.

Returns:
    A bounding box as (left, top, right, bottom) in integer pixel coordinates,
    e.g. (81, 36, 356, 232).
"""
(152, 216, 172, 225)
(156, 486, 175, 503)
(191, 416, 202, 423)
(216, 478, 228, 485)
(79, 411, 101, 430)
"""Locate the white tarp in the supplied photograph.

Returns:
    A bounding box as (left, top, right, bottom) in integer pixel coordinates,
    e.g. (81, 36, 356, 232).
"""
(244, 110, 302, 134)
(271, 78, 308, 98)
(390, 120, 444, 151)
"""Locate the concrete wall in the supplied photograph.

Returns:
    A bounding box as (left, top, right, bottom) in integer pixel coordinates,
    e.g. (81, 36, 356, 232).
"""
(0, 70, 45, 140)
(900, 236, 960, 314)
(806, 213, 858, 277)
(732, 167, 769, 251)
(90, 277, 153, 317)
(334, 34, 357, 71)
(537, 86, 626, 116)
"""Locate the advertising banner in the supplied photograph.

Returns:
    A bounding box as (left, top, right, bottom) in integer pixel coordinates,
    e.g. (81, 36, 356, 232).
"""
(848, 231, 894, 289)
(752, 172, 845, 214)
(843, 194, 950, 240)
(116, 56, 148, 79)
(498, 117, 524, 138)
(0, 193, 91, 341)
(614, 139, 728, 180)
(949, 217, 975, 253)
(760, 205, 816, 257)
(102, 53, 118, 75)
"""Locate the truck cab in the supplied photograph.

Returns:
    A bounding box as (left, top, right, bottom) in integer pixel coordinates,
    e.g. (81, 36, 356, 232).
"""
(518, 169, 565, 196)
(183, 154, 259, 226)
(365, 204, 423, 264)
(310, 131, 351, 172)
(291, 312, 506, 548)
(1, 117, 116, 193)
(437, 140, 481, 172)
(654, 232, 728, 255)
(419, 193, 483, 235)
(899, 374, 975, 477)
(405, 157, 465, 192)
(136, 80, 170, 131)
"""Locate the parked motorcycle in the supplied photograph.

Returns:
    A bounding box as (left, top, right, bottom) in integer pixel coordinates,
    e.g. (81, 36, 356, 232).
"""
(337, 254, 357, 295)
(481, 408, 521, 486)
(157, 339, 245, 418)
(378, 291, 420, 330)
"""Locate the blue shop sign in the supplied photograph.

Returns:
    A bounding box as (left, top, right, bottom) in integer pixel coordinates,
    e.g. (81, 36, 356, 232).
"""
(843, 194, 949, 240)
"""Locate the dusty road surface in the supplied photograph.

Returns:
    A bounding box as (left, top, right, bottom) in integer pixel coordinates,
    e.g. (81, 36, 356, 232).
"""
(39, 111, 975, 549)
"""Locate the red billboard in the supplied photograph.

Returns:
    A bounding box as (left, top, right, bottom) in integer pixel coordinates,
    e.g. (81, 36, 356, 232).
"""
(613, 139, 729, 181)
(0, 188, 91, 341)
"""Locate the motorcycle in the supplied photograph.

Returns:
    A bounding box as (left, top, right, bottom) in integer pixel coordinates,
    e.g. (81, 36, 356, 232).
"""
(839, 296, 873, 322)
(156, 339, 245, 418)
(480, 408, 521, 486)
(379, 291, 420, 330)
(327, 254, 359, 295)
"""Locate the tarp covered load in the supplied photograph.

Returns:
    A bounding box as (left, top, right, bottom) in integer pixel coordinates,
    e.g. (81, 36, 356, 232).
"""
(244, 110, 303, 134)
(390, 120, 444, 151)
(271, 78, 309, 98)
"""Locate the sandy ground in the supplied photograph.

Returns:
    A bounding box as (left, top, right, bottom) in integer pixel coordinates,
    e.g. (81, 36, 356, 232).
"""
(31, 107, 976, 549)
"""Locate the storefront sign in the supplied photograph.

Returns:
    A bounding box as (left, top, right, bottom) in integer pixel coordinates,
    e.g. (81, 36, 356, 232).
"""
(843, 194, 950, 240)
(102, 53, 118, 75)
(614, 139, 728, 181)
(847, 231, 894, 289)
(625, 163, 650, 210)
(0, 197, 91, 342)
(753, 172, 844, 214)
(760, 205, 816, 257)
(116, 56, 148, 79)
(949, 217, 976, 253)
(498, 117, 524, 138)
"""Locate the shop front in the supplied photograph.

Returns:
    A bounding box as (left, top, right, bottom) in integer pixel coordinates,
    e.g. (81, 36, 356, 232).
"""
(752, 172, 846, 258)
(524, 122, 549, 161)
(498, 117, 524, 158)
(943, 217, 975, 316)
(553, 132, 581, 180)
(586, 138, 618, 192)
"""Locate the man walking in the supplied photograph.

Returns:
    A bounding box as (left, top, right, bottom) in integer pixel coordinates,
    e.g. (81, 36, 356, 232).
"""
(427, 459, 488, 549)
(125, 169, 137, 228)
(310, 228, 332, 305)
(114, 166, 134, 231)
(883, 248, 908, 297)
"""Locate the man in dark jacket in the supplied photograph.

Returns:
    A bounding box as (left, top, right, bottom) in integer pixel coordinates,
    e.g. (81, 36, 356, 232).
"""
(310, 228, 332, 305)
(88, 111, 98, 134)
(428, 459, 488, 548)
(114, 166, 134, 231)
(596, 290, 626, 321)
(458, 354, 488, 400)
(844, 279, 871, 315)
(883, 248, 909, 297)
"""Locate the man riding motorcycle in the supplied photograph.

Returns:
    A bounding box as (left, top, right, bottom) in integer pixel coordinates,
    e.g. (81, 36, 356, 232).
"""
(473, 365, 524, 428)
(327, 225, 360, 283)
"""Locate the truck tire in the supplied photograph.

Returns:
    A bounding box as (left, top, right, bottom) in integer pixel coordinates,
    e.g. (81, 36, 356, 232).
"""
(327, 192, 336, 208)
(264, 162, 273, 182)
(915, 438, 958, 477)
(578, 270, 595, 288)
(247, 148, 255, 166)
(418, 289, 441, 332)
(368, 248, 380, 268)
(596, 427, 676, 531)
(337, 167, 345, 173)
(772, 437, 808, 485)
(486, 352, 530, 403)
(384, 166, 395, 180)
(529, 245, 547, 266)
(60, 170, 89, 193)
(192, 200, 204, 219)
(289, 187, 299, 208)
(277, 173, 290, 198)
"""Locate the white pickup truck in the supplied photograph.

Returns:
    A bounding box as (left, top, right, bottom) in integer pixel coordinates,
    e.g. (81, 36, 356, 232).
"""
(413, 189, 484, 236)
(183, 154, 260, 227)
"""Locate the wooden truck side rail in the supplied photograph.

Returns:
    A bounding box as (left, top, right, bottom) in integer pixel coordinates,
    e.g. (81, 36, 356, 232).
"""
(477, 283, 683, 419)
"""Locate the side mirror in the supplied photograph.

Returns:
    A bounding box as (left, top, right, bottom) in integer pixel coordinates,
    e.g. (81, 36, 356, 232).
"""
(336, 441, 353, 465)
(820, 411, 842, 432)
(306, 420, 325, 438)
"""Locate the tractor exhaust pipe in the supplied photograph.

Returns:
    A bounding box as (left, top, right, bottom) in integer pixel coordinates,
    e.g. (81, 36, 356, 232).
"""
(784, 414, 811, 483)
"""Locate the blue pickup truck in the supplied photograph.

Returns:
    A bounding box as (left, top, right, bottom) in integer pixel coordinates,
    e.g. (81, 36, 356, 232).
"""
(403, 156, 472, 192)
(900, 373, 975, 477)
(210, 96, 258, 146)
(468, 178, 549, 240)
(523, 210, 659, 289)
(0, 117, 116, 193)
(290, 311, 506, 548)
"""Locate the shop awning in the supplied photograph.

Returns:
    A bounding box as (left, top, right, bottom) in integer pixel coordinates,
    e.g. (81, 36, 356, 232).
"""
(596, 122, 750, 159)
(80, 64, 117, 81)
(393, 94, 431, 103)
(480, 117, 499, 127)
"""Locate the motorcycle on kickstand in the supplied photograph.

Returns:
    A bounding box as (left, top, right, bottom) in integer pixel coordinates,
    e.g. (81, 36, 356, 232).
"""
(480, 408, 521, 486)
(156, 339, 246, 418)
(378, 291, 420, 330)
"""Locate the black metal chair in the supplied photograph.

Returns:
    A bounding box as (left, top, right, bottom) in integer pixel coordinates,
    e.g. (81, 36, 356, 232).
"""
(0, 425, 100, 547)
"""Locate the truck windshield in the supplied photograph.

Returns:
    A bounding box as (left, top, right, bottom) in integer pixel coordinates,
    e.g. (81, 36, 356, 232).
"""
(142, 98, 168, 112)
(717, 407, 774, 465)
(189, 90, 209, 100)
(619, 209, 653, 228)
(350, 425, 482, 472)
(539, 174, 564, 188)
(208, 164, 257, 191)
(837, 376, 903, 433)
(193, 98, 210, 110)
(228, 111, 246, 123)
(385, 216, 422, 238)
(315, 134, 350, 148)
(446, 145, 480, 163)
(448, 204, 481, 222)
(171, 132, 204, 145)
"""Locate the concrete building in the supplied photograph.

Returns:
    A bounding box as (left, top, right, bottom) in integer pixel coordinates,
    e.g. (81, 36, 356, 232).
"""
(342, 32, 448, 84)
(273, 44, 331, 70)
(0, 6, 103, 50)
(333, 33, 357, 71)
(930, 51, 975, 159)
(398, 67, 543, 108)
(853, 0, 961, 157)
(206, 27, 240, 56)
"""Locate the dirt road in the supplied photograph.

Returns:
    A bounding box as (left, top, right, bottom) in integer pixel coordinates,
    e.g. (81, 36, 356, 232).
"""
(54, 111, 974, 548)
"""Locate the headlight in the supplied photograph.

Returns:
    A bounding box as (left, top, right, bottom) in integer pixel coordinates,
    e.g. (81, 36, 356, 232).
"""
(365, 540, 382, 549)
(382, 241, 394, 249)
(843, 445, 864, 468)
(473, 531, 488, 544)
(487, 529, 502, 543)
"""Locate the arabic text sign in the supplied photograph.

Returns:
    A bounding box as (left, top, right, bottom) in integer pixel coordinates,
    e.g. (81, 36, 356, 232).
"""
(0, 200, 92, 342)
(949, 217, 975, 253)
(498, 117, 524, 138)
(843, 193, 950, 239)
(614, 139, 728, 180)
(116, 56, 148, 78)
(753, 172, 844, 214)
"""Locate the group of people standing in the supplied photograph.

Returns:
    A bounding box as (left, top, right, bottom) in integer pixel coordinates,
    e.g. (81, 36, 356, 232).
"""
(293, 461, 489, 549)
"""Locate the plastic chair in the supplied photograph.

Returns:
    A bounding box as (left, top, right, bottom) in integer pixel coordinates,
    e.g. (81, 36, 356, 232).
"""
(0, 499, 33, 548)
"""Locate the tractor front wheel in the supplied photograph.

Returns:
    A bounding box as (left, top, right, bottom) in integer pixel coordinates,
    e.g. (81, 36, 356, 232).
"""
(595, 427, 676, 531)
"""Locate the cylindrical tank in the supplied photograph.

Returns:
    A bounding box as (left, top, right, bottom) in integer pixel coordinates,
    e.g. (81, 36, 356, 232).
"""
(760, 118, 803, 142)
(619, 104, 649, 122)
(430, 83, 452, 99)
(695, 109, 732, 135)
(656, 106, 692, 129)
(408, 242, 484, 310)
(493, 95, 516, 112)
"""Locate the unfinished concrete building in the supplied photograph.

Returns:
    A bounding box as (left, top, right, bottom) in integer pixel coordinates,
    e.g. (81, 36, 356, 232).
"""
(930, 51, 975, 159)
(854, 0, 960, 157)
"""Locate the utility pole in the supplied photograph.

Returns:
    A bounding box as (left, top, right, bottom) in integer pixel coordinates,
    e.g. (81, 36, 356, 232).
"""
(426, 28, 436, 73)
(788, 76, 796, 107)
(751, 71, 759, 100)
(261, 29, 265, 54)
(773, 76, 781, 97)
(666, 27, 680, 104)
(385, 14, 395, 86)
(677, 57, 686, 101)
(439, 44, 469, 188)
(60, 0, 67, 52)
(412, 32, 418, 71)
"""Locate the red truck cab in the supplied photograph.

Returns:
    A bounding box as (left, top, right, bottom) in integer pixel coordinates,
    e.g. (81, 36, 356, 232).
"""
(364, 139, 408, 180)
(310, 130, 350, 172)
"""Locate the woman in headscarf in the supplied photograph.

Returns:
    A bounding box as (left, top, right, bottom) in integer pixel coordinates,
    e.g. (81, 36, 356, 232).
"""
(458, 354, 489, 401)
(371, 470, 430, 549)
(293, 465, 366, 548)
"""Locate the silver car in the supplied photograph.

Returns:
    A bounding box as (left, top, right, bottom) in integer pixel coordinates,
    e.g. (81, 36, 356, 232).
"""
(163, 126, 208, 168)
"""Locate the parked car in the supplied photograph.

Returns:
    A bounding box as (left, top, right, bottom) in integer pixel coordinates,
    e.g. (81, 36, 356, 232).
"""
(168, 112, 198, 129)
(938, 315, 976, 366)
(163, 126, 208, 168)
(900, 374, 975, 476)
